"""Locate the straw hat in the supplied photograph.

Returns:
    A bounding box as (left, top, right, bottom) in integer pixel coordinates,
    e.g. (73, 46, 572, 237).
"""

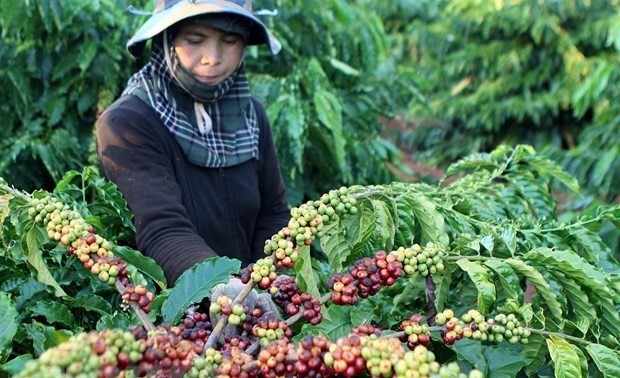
(127, 0, 281, 57)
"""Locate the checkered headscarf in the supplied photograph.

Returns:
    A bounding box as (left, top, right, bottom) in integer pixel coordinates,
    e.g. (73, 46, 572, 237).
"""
(122, 34, 259, 168)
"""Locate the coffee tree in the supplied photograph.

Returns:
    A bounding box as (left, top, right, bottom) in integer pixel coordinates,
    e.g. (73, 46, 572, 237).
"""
(1, 145, 619, 377)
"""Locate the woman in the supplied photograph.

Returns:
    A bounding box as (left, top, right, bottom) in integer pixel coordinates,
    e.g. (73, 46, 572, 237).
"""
(96, 0, 290, 286)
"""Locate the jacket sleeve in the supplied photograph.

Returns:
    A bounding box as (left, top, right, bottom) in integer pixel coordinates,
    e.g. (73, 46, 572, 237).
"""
(251, 99, 291, 261)
(96, 96, 218, 286)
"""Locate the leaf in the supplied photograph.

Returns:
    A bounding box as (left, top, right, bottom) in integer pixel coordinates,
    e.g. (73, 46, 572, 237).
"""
(522, 154, 579, 193)
(161, 257, 240, 324)
(394, 196, 416, 247)
(299, 305, 353, 342)
(505, 258, 563, 322)
(342, 199, 376, 259)
(546, 334, 583, 378)
(0, 292, 18, 356)
(25, 226, 66, 297)
(83, 166, 135, 231)
(320, 219, 350, 272)
(398, 192, 449, 246)
(368, 199, 397, 251)
(295, 245, 322, 299)
(0, 354, 33, 375)
(586, 343, 620, 378)
(456, 259, 496, 314)
(69, 295, 112, 316)
(484, 259, 522, 305)
(313, 89, 346, 170)
(27, 301, 76, 328)
(524, 247, 620, 335)
(112, 246, 166, 289)
(96, 312, 137, 331)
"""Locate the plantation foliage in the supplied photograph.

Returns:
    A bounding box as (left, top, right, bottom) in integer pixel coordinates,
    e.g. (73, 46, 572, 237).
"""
(372, 0, 620, 201)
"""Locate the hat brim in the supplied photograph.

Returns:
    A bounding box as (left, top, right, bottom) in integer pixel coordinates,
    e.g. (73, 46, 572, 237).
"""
(127, 1, 281, 57)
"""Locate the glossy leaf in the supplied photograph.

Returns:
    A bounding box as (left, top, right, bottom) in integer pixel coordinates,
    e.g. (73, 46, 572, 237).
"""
(161, 257, 240, 324)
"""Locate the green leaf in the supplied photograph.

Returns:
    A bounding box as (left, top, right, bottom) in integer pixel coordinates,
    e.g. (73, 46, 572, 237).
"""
(524, 247, 620, 335)
(27, 301, 76, 328)
(320, 218, 351, 272)
(505, 258, 563, 322)
(25, 226, 66, 297)
(112, 246, 166, 289)
(69, 295, 112, 316)
(456, 259, 496, 314)
(313, 89, 346, 170)
(368, 199, 396, 251)
(161, 257, 240, 324)
(546, 334, 583, 378)
(484, 259, 522, 305)
(0, 292, 18, 358)
(343, 199, 376, 259)
(522, 154, 579, 193)
(398, 192, 449, 246)
(0, 354, 33, 375)
(96, 312, 137, 331)
(586, 343, 620, 378)
(299, 305, 353, 342)
(295, 245, 322, 299)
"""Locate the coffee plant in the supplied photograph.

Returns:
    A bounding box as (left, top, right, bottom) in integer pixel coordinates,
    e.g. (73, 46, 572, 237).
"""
(1, 145, 619, 377)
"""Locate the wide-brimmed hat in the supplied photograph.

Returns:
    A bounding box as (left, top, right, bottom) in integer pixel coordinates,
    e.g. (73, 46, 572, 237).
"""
(127, 0, 281, 57)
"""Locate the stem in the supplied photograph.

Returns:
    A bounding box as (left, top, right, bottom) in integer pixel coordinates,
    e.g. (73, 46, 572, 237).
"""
(425, 275, 437, 326)
(205, 279, 257, 350)
(114, 280, 155, 331)
(525, 327, 593, 346)
(0, 183, 30, 201)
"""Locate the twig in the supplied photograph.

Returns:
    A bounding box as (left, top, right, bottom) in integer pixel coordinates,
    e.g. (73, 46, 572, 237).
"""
(0, 183, 31, 201)
(425, 275, 437, 326)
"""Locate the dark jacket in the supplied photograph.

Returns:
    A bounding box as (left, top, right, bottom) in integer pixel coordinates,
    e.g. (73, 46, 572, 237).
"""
(96, 95, 290, 285)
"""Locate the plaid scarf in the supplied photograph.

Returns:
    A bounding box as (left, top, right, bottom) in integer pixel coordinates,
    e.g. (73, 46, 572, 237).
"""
(122, 35, 259, 168)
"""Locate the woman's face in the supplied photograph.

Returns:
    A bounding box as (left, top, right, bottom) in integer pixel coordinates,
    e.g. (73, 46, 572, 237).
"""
(172, 22, 246, 85)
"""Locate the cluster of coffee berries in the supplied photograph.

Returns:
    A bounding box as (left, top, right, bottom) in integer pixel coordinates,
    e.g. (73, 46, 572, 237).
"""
(361, 336, 407, 378)
(186, 348, 222, 378)
(263, 236, 299, 269)
(210, 295, 249, 326)
(391, 242, 446, 278)
(252, 312, 293, 347)
(257, 339, 297, 377)
(323, 334, 366, 377)
(268, 275, 301, 309)
(399, 313, 432, 350)
(177, 311, 213, 343)
(319, 186, 359, 220)
(221, 335, 254, 352)
(287, 291, 323, 325)
(242, 258, 278, 290)
(328, 249, 406, 305)
(17, 329, 147, 378)
(295, 335, 334, 377)
(17, 332, 102, 378)
(459, 310, 530, 345)
(239, 307, 264, 335)
(121, 283, 154, 313)
(327, 272, 359, 305)
(215, 347, 257, 377)
(136, 326, 201, 376)
(351, 323, 383, 338)
(30, 195, 157, 315)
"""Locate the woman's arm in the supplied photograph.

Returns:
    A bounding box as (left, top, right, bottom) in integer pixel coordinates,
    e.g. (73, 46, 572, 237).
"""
(96, 96, 219, 286)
